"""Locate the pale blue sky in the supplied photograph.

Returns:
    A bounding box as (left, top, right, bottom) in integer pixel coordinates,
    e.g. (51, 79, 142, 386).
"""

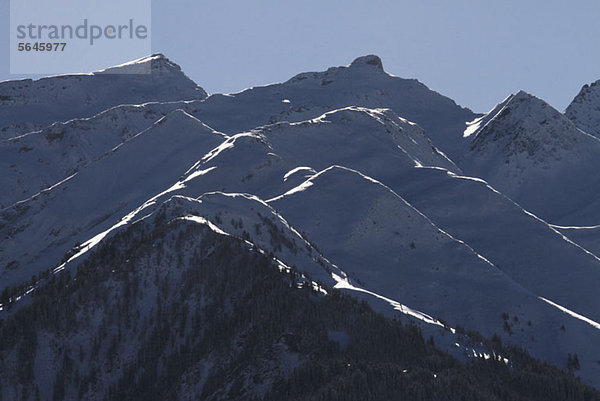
(1, 0, 599, 112)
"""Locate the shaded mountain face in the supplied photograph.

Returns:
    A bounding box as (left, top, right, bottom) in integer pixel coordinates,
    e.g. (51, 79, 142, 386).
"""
(0, 110, 226, 290)
(0, 54, 207, 140)
(0, 106, 455, 290)
(393, 167, 600, 325)
(460, 90, 600, 224)
(0, 102, 185, 208)
(3, 54, 600, 397)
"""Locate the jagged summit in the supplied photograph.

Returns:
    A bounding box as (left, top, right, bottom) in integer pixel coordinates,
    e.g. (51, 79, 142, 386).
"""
(568, 79, 600, 105)
(285, 54, 387, 85)
(349, 55, 384, 71)
(565, 79, 600, 138)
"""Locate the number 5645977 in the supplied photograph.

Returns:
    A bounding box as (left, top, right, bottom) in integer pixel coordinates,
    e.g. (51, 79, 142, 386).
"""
(17, 43, 66, 51)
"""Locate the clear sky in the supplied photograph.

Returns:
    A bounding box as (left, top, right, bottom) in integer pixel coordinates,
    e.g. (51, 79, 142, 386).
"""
(1, 0, 599, 113)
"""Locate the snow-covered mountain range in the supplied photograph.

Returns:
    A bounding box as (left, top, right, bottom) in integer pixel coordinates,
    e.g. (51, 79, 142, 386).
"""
(2, 54, 600, 399)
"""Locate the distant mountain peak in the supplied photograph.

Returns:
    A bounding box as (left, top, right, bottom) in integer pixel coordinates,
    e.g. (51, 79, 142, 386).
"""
(349, 55, 384, 71)
(459, 88, 600, 224)
(466, 89, 585, 163)
(470, 90, 553, 139)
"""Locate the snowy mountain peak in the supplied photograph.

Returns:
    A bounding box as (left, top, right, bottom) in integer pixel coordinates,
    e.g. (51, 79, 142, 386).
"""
(468, 90, 580, 154)
(565, 79, 600, 138)
(94, 53, 183, 75)
(349, 55, 384, 71)
(0, 54, 207, 140)
(460, 89, 600, 223)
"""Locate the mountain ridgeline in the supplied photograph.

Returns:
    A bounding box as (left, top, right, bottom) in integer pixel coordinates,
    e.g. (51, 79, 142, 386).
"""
(1, 54, 600, 400)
